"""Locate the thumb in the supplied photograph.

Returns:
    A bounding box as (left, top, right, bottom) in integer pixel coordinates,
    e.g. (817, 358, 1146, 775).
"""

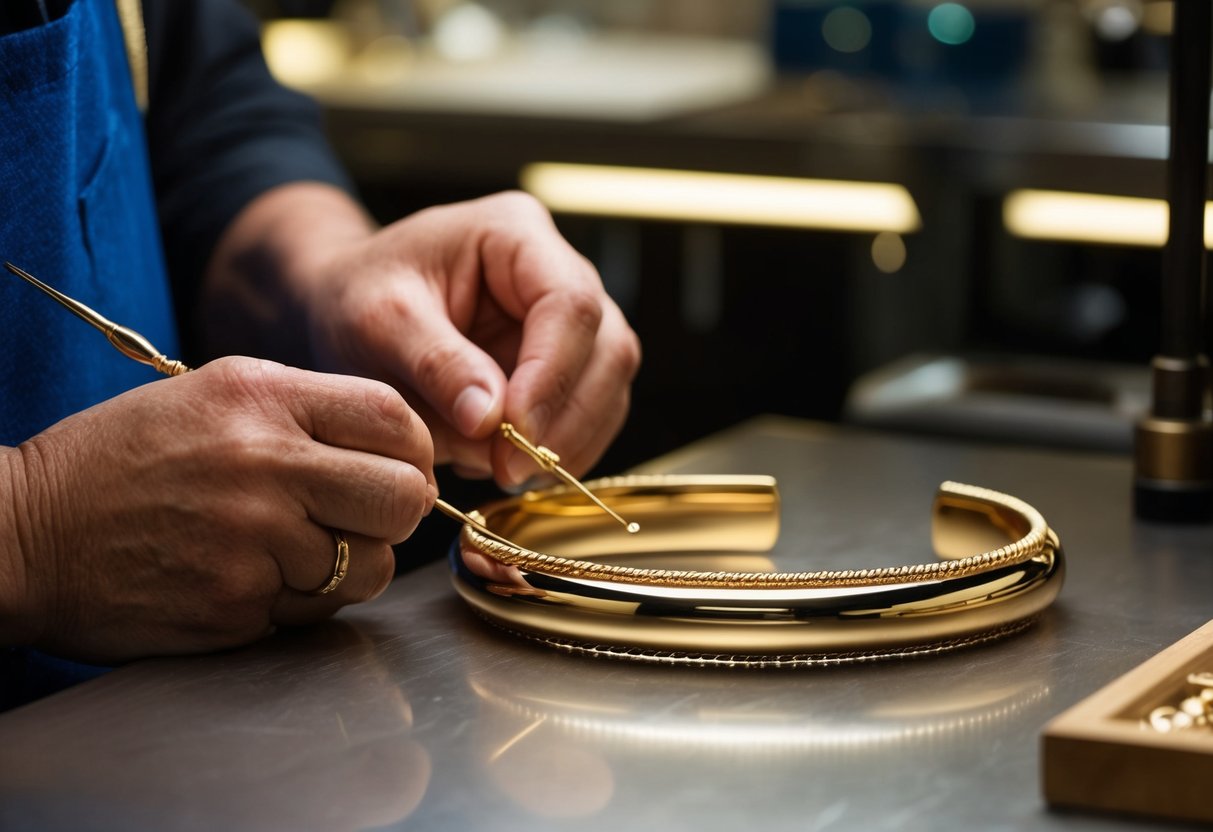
(382, 311, 507, 439)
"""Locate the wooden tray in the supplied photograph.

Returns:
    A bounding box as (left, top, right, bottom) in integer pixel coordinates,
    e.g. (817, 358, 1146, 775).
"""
(1042, 619, 1213, 824)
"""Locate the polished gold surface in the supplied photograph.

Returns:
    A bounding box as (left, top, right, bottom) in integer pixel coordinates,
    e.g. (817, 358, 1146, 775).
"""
(1134, 416, 1213, 482)
(460, 477, 1048, 588)
(466, 648, 1052, 753)
(450, 476, 1065, 664)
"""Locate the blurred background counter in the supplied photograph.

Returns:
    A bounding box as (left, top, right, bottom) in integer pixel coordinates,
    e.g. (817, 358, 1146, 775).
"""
(247, 0, 1186, 465)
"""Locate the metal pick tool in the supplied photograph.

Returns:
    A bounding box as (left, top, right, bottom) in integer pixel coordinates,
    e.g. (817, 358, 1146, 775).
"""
(501, 422, 639, 534)
(4, 261, 637, 542)
(4, 262, 189, 376)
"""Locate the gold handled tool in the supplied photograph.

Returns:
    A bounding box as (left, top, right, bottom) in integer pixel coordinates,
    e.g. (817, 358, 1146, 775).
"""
(501, 422, 639, 534)
(4, 262, 635, 541)
(5, 262, 189, 377)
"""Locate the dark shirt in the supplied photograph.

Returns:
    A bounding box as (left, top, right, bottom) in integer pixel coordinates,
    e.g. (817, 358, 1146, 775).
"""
(0, 1, 72, 34)
(142, 0, 354, 355)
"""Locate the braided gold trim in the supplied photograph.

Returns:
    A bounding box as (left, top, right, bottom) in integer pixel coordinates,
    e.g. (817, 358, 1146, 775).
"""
(463, 479, 1047, 590)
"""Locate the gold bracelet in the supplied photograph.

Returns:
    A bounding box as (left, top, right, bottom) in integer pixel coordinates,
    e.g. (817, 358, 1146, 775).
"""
(449, 476, 1065, 666)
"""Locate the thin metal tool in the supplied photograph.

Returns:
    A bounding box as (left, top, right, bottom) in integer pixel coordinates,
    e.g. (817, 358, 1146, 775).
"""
(4, 261, 189, 376)
(501, 422, 640, 534)
(432, 499, 517, 546)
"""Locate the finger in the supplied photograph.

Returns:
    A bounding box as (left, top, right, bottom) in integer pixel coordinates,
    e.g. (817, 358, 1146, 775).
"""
(547, 385, 632, 479)
(473, 191, 604, 316)
(495, 383, 630, 489)
(206, 358, 436, 485)
(471, 194, 608, 440)
(504, 286, 602, 438)
(279, 366, 437, 481)
(408, 398, 495, 475)
(496, 300, 640, 485)
(271, 532, 395, 625)
(355, 287, 509, 441)
(290, 444, 432, 543)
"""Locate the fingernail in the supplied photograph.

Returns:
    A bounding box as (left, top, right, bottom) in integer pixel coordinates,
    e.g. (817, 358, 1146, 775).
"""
(453, 385, 494, 436)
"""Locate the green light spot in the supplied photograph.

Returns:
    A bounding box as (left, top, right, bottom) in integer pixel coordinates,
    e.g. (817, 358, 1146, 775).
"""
(927, 3, 975, 45)
(822, 6, 872, 54)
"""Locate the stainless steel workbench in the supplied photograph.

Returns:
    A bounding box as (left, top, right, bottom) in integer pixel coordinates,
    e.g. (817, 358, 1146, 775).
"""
(2, 416, 1211, 831)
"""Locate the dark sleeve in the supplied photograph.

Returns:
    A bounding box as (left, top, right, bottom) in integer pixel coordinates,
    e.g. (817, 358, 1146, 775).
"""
(142, 0, 354, 332)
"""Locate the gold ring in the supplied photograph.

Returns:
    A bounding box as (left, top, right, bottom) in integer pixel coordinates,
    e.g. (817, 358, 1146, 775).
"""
(309, 531, 350, 596)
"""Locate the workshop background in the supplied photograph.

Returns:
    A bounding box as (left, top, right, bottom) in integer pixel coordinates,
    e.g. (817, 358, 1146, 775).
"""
(243, 0, 1177, 476)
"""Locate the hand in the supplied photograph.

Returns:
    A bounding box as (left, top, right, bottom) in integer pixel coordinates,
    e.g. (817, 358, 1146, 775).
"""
(3, 356, 434, 662)
(302, 191, 641, 486)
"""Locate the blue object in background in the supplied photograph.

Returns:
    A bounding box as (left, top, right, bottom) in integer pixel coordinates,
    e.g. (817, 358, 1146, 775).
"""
(770, 0, 1032, 97)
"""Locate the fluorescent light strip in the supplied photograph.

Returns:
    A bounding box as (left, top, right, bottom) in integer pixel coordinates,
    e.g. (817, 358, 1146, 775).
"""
(520, 163, 921, 233)
(1004, 188, 1213, 248)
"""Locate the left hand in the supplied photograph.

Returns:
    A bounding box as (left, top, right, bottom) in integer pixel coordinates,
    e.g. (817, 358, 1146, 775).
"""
(302, 191, 641, 487)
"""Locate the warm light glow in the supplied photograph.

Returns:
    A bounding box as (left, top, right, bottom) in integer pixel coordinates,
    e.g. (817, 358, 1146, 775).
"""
(1142, 0, 1173, 35)
(871, 231, 907, 273)
(521, 163, 922, 233)
(262, 20, 350, 87)
(1003, 189, 1213, 248)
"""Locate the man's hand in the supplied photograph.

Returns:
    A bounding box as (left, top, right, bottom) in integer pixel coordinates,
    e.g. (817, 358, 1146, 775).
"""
(1, 357, 434, 662)
(203, 186, 641, 488)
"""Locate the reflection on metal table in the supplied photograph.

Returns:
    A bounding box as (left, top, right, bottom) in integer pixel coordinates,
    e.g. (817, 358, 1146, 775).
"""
(1, 416, 1211, 831)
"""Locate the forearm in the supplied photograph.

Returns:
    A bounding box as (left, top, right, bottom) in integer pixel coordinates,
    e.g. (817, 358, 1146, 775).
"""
(199, 182, 377, 366)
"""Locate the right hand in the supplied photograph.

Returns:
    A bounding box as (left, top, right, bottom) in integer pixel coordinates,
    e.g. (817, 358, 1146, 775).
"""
(2, 356, 434, 663)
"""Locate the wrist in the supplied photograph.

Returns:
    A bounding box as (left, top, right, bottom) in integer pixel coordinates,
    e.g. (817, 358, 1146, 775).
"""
(201, 182, 376, 364)
(234, 183, 375, 287)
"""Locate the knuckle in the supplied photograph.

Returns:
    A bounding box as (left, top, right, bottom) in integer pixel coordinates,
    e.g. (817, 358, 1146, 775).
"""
(561, 289, 604, 336)
(488, 189, 548, 220)
(613, 330, 643, 380)
(208, 355, 285, 399)
(547, 366, 577, 405)
(411, 341, 462, 397)
(362, 379, 412, 430)
(210, 419, 285, 475)
(355, 289, 412, 332)
(204, 554, 277, 610)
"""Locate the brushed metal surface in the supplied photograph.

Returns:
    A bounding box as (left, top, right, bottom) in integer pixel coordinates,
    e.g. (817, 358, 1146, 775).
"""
(2, 416, 1211, 831)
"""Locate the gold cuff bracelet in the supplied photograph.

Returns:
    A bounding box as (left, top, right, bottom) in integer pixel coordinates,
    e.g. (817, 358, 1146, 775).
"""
(449, 476, 1064, 667)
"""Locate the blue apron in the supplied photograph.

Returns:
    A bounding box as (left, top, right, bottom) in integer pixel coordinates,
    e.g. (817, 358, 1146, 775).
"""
(0, 0, 179, 707)
(0, 0, 178, 446)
